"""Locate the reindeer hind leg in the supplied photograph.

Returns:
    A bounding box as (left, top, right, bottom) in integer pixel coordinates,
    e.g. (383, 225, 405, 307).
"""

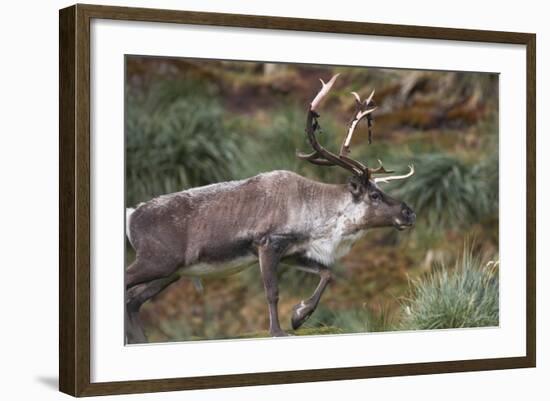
(125, 274, 179, 344)
(125, 255, 181, 343)
(125, 255, 179, 289)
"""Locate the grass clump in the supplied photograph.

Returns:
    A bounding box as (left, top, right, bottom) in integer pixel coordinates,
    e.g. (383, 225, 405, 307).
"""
(401, 249, 499, 330)
(125, 80, 243, 206)
(391, 153, 496, 230)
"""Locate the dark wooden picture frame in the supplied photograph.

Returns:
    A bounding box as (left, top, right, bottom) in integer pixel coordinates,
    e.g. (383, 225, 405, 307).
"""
(59, 3, 536, 397)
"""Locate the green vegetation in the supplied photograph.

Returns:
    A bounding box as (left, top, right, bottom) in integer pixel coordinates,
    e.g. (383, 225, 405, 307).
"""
(125, 80, 243, 206)
(401, 249, 499, 330)
(237, 326, 345, 339)
(294, 247, 499, 334)
(229, 104, 350, 184)
(390, 153, 497, 230)
(303, 304, 396, 334)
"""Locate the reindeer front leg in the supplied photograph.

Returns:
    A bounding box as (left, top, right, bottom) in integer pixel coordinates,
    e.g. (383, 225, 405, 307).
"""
(258, 236, 290, 337)
(291, 266, 333, 330)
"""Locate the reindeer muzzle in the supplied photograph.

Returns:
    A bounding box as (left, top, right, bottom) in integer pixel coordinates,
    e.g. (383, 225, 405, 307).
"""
(394, 204, 416, 230)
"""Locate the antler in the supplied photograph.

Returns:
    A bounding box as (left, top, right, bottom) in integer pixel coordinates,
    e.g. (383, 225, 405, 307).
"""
(297, 74, 365, 176)
(297, 74, 414, 184)
(374, 165, 415, 184)
(340, 90, 376, 156)
(298, 74, 375, 176)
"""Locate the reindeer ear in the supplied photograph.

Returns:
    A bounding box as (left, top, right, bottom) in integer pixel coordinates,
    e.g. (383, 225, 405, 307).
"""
(347, 176, 365, 199)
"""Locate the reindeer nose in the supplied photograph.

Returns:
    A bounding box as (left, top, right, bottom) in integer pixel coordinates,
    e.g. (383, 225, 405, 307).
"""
(401, 204, 416, 223)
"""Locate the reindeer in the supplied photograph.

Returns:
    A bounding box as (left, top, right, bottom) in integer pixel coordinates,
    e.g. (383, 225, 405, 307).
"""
(125, 74, 416, 343)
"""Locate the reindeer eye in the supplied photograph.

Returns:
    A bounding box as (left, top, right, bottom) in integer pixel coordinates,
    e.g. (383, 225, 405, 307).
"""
(371, 192, 381, 201)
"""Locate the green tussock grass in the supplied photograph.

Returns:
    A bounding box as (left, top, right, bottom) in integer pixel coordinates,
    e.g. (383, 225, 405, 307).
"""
(125, 80, 243, 206)
(390, 153, 497, 230)
(401, 248, 499, 330)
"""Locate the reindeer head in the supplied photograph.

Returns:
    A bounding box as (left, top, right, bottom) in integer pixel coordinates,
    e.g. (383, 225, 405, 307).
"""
(298, 74, 416, 231)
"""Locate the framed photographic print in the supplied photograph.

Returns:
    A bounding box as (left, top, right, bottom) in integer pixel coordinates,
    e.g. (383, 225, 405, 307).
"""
(59, 3, 536, 397)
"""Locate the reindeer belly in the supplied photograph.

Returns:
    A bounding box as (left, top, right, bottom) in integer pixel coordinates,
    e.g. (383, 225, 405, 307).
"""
(178, 255, 257, 278)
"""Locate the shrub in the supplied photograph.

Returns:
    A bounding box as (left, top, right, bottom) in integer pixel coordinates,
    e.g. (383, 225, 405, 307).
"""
(390, 153, 496, 229)
(125, 80, 243, 206)
(401, 249, 499, 330)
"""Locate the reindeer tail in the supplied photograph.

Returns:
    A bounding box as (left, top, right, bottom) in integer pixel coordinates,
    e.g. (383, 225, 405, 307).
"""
(125, 208, 135, 248)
